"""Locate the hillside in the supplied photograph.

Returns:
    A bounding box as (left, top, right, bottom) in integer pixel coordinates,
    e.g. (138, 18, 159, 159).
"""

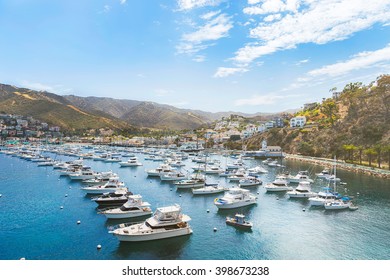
(245, 75, 390, 161)
(0, 84, 133, 132)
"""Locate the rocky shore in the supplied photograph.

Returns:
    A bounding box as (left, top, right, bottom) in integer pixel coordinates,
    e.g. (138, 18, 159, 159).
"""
(286, 154, 390, 179)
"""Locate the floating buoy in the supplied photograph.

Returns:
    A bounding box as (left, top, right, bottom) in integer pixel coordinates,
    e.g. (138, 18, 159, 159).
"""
(170, 188, 172, 191)
(257, 192, 260, 194)
(276, 197, 279, 200)
(357, 192, 360, 195)
(77, 220, 81, 225)
(206, 209, 210, 213)
(60, 206, 64, 209)
(302, 208, 306, 212)
(65, 194, 68, 197)
(179, 194, 182, 197)
(69, 186, 72, 189)
(20, 257, 25, 260)
(97, 244, 102, 250)
(213, 227, 217, 232)
(0, 194, 2, 198)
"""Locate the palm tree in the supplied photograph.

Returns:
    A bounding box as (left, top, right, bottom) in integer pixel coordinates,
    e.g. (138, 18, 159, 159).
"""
(373, 145, 382, 168)
(364, 148, 377, 167)
(357, 145, 364, 165)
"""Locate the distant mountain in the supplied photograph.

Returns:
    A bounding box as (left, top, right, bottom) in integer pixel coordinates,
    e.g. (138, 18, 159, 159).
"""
(0, 84, 133, 131)
(1, 82, 297, 131)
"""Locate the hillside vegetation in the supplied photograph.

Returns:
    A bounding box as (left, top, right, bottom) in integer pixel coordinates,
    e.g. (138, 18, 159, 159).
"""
(246, 75, 390, 167)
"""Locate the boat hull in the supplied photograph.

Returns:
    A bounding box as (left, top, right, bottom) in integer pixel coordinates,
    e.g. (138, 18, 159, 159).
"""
(215, 200, 257, 209)
(113, 227, 193, 242)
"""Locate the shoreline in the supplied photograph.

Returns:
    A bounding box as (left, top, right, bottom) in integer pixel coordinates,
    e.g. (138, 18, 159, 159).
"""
(285, 154, 390, 179)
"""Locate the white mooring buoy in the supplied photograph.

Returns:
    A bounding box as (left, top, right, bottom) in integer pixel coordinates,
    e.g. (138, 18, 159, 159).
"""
(97, 244, 102, 250)
(60, 206, 64, 209)
(206, 209, 210, 213)
(302, 208, 306, 212)
(77, 220, 81, 225)
(213, 227, 217, 232)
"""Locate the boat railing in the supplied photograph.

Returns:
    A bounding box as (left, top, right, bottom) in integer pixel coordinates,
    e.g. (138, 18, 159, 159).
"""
(107, 221, 141, 232)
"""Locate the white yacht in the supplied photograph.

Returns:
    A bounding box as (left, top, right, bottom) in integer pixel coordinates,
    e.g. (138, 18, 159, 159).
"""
(174, 179, 205, 189)
(81, 178, 126, 194)
(146, 164, 176, 177)
(287, 181, 317, 198)
(109, 204, 192, 242)
(192, 184, 225, 195)
(324, 196, 357, 210)
(287, 171, 314, 184)
(239, 177, 262, 187)
(204, 166, 224, 174)
(316, 168, 330, 178)
(119, 157, 143, 167)
(247, 166, 268, 175)
(99, 195, 152, 219)
(214, 188, 257, 209)
(265, 175, 293, 192)
(160, 171, 187, 181)
(69, 167, 98, 180)
(309, 187, 338, 206)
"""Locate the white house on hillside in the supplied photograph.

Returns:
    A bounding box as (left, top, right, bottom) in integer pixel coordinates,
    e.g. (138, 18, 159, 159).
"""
(290, 116, 306, 127)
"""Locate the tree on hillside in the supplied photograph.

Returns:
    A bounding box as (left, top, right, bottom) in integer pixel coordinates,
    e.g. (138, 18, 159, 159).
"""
(373, 145, 382, 168)
(364, 148, 377, 167)
(383, 145, 390, 170)
(375, 75, 390, 123)
(343, 144, 357, 161)
(320, 99, 338, 127)
(357, 145, 364, 165)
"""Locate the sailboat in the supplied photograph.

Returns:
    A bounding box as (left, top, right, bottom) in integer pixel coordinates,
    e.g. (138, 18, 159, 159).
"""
(324, 157, 357, 210)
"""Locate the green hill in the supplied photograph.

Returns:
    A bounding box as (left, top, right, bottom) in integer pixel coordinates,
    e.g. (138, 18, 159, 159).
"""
(0, 84, 133, 132)
(245, 75, 390, 164)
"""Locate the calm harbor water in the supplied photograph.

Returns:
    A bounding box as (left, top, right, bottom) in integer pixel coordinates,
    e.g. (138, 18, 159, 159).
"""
(0, 150, 389, 260)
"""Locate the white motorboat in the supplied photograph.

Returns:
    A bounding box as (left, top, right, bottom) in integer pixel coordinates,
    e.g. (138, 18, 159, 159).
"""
(146, 164, 176, 177)
(226, 214, 253, 229)
(239, 177, 262, 187)
(119, 157, 143, 167)
(81, 178, 126, 194)
(204, 166, 224, 174)
(214, 188, 257, 209)
(109, 204, 192, 242)
(287, 181, 317, 198)
(247, 166, 268, 175)
(192, 184, 225, 195)
(316, 168, 330, 178)
(69, 167, 98, 180)
(174, 179, 205, 189)
(325, 175, 341, 182)
(308, 187, 339, 206)
(324, 196, 355, 210)
(99, 195, 152, 219)
(287, 171, 314, 183)
(160, 171, 187, 181)
(265, 175, 293, 192)
(91, 190, 134, 207)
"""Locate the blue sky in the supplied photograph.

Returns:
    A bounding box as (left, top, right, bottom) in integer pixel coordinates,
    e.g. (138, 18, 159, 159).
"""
(1, 0, 390, 113)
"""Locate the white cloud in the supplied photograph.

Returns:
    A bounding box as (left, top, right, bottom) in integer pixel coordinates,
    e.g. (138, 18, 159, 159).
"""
(182, 13, 233, 43)
(235, 94, 285, 106)
(307, 44, 390, 77)
(296, 59, 309, 65)
(177, 13, 233, 54)
(177, 0, 222, 11)
(193, 55, 206, 62)
(120, 0, 127, 4)
(214, 67, 249, 78)
(234, 0, 390, 65)
(103, 5, 111, 13)
(200, 10, 221, 20)
(263, 13, 282, 22)
(244, 0, 300, 15)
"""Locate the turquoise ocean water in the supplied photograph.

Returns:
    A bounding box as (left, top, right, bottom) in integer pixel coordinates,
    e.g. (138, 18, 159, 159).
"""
(0, 151, 389, 260)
